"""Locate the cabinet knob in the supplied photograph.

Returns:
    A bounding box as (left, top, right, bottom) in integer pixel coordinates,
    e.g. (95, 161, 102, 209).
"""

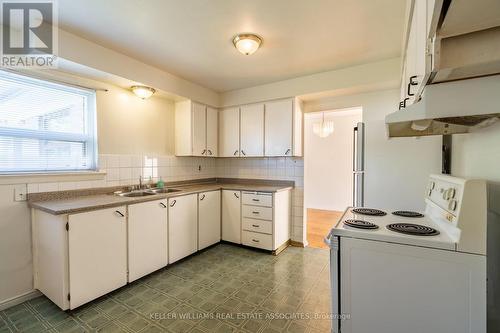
(115, 210, 125, 217)
(200, 194, 205, 201)
(159, 202, 167, 208)
(169, 200, 176, 207)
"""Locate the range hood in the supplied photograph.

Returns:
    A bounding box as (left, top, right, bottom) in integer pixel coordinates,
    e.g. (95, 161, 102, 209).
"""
(386, 75, 500, 137)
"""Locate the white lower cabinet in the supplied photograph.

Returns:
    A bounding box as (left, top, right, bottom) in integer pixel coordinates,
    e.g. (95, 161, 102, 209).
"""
(222, 190, 242, 243)
(168, 194, 198, 263)
(198, 191, 221, 250)
(128, 199, 168, 282)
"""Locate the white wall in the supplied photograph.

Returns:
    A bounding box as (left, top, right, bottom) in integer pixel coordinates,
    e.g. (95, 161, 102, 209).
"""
(304, 109, 362, 211)
(304, 89, 442, 211)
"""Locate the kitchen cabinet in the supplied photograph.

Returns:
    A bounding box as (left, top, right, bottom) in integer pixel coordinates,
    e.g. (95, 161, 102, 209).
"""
(222, 190, 241, 243)
(168, 194, 198, 263)
(128, 199, 168, 282)
(198, 190, 221, 250)
(175, 100, 218, 157)
(33, 207, 128, 310)
(219, 107, 240, 157)
(241, 191, 291, 253)
(264, 98, 303, 157)
(240, 104, 264, 157)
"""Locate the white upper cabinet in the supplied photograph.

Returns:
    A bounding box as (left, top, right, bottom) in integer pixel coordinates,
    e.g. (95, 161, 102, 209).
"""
(206, 106, 218, 156)
(240, 104, 264, 157)
(175, 100, 218, 157)
(219, 107, 240, 157)
(265, 98, 303, 157)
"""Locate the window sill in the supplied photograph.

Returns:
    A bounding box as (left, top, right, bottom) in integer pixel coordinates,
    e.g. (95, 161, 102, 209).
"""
(0, 171, 107, 185)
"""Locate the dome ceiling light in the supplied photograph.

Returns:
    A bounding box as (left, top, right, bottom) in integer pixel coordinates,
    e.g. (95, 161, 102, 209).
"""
(232, 33, 263, 55)
(131, 85, 156, 99)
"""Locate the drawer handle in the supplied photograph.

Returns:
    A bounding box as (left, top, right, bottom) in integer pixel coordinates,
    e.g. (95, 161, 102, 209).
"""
(252, 199, 260, 202)
(252, 239, 260, 243)
(252, 211, 260, 214)
(159, 202, 167, 208)
(115, 210, 125, 217)
(170, 200, 176, 207)
(252, 224, 260, 228)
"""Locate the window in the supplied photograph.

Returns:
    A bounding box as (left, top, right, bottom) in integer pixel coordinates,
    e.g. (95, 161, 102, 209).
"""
(0, 71, 97, 173)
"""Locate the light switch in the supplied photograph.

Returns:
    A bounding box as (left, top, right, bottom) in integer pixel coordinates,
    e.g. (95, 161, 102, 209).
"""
(14, 184, 27, 202)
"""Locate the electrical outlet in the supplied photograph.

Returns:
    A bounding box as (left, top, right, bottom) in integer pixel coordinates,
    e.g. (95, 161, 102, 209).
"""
(14, 184, 27, 202)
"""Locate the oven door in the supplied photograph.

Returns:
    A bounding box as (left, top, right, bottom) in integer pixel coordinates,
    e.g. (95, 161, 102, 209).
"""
(325, 232, 340, 333)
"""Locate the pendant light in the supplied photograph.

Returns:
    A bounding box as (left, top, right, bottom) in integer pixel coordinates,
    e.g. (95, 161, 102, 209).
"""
(313, 113, 334, 138)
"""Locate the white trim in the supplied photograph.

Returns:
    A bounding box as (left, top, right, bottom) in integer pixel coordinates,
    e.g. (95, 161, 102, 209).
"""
(0, 290, 42, 311)
(0, 171, 106, 185)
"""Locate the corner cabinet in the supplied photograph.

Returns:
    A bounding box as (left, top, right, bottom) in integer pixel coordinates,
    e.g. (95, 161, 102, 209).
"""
(168, 194, 198, 263)
(33, 207, 128, 310)
(175, 100, 218, 157)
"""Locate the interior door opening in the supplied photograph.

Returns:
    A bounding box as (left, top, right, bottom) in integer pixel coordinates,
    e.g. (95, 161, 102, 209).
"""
(304, 107, 363, 249)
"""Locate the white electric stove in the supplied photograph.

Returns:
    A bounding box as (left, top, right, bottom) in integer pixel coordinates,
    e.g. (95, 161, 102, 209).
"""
(325, 174, 487, 333)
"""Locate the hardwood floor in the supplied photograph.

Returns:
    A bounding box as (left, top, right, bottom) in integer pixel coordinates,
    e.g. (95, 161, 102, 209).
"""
(307, 208, 343, 249)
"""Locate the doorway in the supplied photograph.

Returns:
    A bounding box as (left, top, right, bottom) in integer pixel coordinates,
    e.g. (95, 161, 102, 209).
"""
(304, 107, 363, 248)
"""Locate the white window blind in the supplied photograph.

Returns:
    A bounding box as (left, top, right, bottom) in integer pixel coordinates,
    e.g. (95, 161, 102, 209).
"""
(0, 71, 97, 173)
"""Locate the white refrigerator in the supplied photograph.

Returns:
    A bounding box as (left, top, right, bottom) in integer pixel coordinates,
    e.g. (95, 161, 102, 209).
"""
(352, 122, 365, 207)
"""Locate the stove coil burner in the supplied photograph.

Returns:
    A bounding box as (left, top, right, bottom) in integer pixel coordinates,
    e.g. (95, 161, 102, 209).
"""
(344, 219, 379, 230)
(392, 211, 425, 218)
(387, 223, 440, 236)
(352, 208, 387, 216)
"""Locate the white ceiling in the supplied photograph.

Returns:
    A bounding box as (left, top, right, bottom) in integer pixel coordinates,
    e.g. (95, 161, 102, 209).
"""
(58, 0, 406, 92)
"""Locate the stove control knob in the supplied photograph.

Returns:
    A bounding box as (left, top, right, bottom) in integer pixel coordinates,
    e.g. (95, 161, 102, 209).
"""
(429, 181, 436, 190)
(449, 188, 456, 198)
(442, 191, 450, 200)
(448, 199, 457, 211)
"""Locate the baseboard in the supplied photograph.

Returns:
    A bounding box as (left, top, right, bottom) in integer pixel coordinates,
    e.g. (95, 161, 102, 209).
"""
(290, 240, 306, 248)
(0, 290, 41, 311)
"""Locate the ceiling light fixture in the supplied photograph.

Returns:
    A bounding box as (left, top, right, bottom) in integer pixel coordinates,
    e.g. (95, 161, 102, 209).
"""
(131, 85, 156, 99)
(313, 113, 335, 138)
(232, 33, 262, 55)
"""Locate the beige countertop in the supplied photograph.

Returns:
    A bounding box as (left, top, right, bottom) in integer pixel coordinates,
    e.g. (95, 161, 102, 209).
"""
(29, 180, 293, 215)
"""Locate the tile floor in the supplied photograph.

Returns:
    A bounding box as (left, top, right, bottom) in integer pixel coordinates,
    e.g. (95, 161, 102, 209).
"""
(0, 244, 331, 333)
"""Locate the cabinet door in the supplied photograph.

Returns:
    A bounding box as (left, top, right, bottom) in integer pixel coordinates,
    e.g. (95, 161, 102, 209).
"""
(219, 107, 240, 157)
(198, 191, 221, 250)
(68, 207, 127, 309)
(265, 99, 293, 156)
(168, 194, 198, 263)
(240, 104, 264, 157)
(128, 200, 168, 282)
(206, 106, 218, 157)
(222, 190, 241, 243)
(192, 102, 207, 156)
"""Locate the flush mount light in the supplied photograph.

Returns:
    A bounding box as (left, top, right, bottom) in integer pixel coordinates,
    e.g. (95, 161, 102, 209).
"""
(131, 85, 156, 99)
(232, 33, 262, 55)
(313, 113, 335, 138)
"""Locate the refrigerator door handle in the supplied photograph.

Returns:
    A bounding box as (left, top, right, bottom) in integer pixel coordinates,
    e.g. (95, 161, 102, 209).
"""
(353, 126, 357, 172)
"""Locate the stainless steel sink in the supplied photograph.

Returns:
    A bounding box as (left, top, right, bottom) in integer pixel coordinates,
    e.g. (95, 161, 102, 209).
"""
(149, 188, 182, 194)
(115, 191, 157, 197)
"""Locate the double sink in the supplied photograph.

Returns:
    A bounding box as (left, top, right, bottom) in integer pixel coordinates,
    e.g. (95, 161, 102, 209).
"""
(114, 188, 182, 197)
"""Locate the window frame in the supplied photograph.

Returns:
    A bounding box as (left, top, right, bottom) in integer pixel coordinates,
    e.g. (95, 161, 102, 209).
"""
(0, 70, 98, 174)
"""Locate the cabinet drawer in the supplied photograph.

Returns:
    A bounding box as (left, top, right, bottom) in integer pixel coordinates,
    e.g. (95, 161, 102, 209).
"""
(242, 218, 272, 235)
(242, 231, 273, 250)
(242, 192, 273, 207)
(242, 205, 273, 221)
